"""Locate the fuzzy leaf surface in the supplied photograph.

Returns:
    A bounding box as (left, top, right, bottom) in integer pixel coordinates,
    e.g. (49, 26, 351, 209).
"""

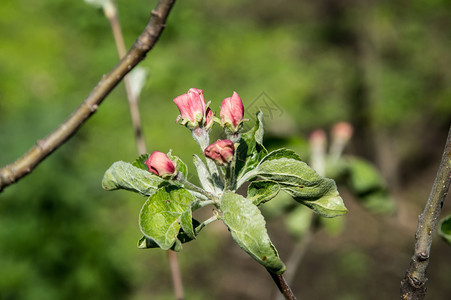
(255, 149, 347, 217)
(248, 180, 280, 206)
(132, 153, 150, 171)
(139, 186, 195, 250)
(138, 219, 200, 251)
(193, 155, 215, 194)
(235, 111, 267, 181)
(168, 152, 188, 178)
(221, 192, 286, 274)
(102, 161, 164, 196)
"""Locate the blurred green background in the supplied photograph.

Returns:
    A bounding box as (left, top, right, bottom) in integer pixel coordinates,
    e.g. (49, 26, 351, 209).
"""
(0, 0, 450, 299)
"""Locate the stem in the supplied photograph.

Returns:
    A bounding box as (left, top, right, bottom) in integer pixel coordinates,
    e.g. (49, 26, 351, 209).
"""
(400, 125, 451, 300)
(104, 1, 147, 154)
(181, 178, 218, 202)
(168, 250, 184, 300)
(0, 0, 176, 192)
(274, 216, 318, 300)
(194, 214, 219, 235)
(268, 271, 297, 300)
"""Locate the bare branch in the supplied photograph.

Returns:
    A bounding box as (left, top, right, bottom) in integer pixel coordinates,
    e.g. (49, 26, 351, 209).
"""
(0, 0, 176, 192)
(400, 125, 451, 299)
(268, 271, 297, 300)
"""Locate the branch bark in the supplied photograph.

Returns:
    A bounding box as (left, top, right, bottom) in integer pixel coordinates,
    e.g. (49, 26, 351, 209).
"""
(400, 125, 451, 299)
(268, 271, 297, 300)
(0, 0, 176, 192)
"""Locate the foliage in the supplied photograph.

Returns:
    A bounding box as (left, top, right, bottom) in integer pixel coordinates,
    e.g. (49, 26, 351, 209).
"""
(102, 109, 347, 274)
(1, 0, 450, 298)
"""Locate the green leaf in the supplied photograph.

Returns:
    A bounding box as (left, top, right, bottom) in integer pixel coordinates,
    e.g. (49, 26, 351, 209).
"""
(139, 186, 196, 250)
(438, 215, 451, 245)
(282, 183, 347, 217)
(235, 111, 267, 181)
(254, 149, 347, 217)
(102, 161, 164, 196)
(168, 152, 188, 179)
(193, 155, 215, 194)
(221, 192, 286, 274)
(359, 191, 395, 215)
(247, 180, 280, 206)
(138, 219, 200, 251)
(346, 157, 385, 195)
(132, 153, 149, 171)
(284, 205, 313, 239)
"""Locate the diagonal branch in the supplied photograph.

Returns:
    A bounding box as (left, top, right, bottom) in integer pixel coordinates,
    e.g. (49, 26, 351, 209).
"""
(0, 0, 176, 192)
(400, 124, 451, 300)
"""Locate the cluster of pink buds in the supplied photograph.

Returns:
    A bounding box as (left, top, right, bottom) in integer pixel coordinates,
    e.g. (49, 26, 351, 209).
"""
(145, 88, 246, 178)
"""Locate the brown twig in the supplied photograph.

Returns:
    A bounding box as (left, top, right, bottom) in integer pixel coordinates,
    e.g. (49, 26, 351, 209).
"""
(103, 2, 184, 299)
(268, 271, 297, 300)
(0, 0, 176, 192)
(400, 125, 451, 300)
(104, 1, 147, 154)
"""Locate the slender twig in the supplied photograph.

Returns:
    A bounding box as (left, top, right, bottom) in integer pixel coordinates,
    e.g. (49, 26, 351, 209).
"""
(0, 0, 176, 192)
(268, 271, 297, 300)
(104, 1, 147, 154)
(274, 216, 318, 300)
(168, 250, 184, 300)
(195, 214, 219, 235)
(400, 125, 451, 300)
(102, 2, 184, 300)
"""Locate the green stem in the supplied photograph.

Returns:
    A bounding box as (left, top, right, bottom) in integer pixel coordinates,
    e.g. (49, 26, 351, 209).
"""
(180, 178, 218, 202)
(195, 214, 219, 235)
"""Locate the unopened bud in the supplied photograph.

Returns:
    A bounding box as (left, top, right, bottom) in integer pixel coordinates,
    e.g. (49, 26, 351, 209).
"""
(204, 139, 235, 165)
(174, 88, 207, 129)
(331, 122, 353, 144)
(145, 151, 177, 179)
(220, 91, 245, 133)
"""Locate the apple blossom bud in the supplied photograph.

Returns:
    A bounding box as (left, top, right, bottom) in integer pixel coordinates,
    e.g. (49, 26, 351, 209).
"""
(309, 129, 327, 175)
(331, 122, 353, 145)
(330, 122, 354, 162)
(174, 88, 207, 129)
(204, 139, 235, 165)
(220, 91, 244, 133)
(309, 129, 327, 149)
(145, 151, 177, 178)
(205, 107, 215, 131)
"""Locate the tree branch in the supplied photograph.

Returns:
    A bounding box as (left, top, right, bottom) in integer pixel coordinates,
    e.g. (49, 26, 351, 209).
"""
(400, 124, 451, 300)
(0, 0, 176, 192)
(268, 271, 297, 300)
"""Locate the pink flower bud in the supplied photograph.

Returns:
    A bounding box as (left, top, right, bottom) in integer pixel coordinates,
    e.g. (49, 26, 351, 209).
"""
(205, 107, 215, 130)
(309, 129, 327, 149)
(331, 122, 353, 144)
(220, 91, 244, 132)
(145, 151, 177, 178)
(204, 139, 235, 165)
(174, 88, 207, 129)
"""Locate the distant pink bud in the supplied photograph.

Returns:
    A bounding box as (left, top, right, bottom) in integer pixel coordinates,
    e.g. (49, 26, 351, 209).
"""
(174, 88, 207, 129)
(220, 91, 244, 132)
(145, 151, 177, 178)
(205, 107, 215, 130)
(309, 129, 327, 148)
(204, 139, 235, 165)
(331, 122, 353, 144)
